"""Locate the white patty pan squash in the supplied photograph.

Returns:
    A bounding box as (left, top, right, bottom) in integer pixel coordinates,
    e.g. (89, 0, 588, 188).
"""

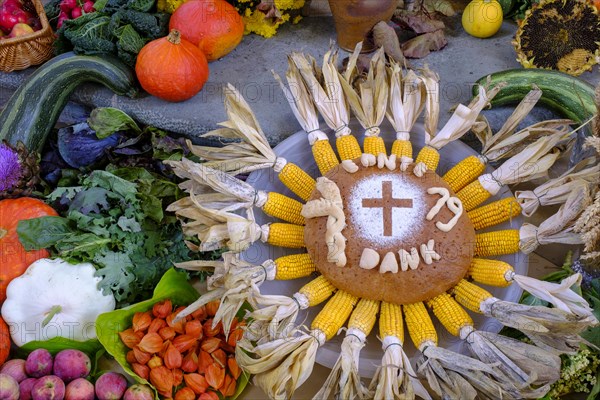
(1, 258, 116, 347)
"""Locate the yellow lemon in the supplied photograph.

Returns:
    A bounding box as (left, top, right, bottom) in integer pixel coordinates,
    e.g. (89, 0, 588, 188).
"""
(462, 0, 503, 38)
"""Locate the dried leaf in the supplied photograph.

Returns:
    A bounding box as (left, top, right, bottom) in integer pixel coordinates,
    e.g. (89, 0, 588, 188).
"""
(372, 21, 405, 63)
(424, 0, 456, 16)
(402, 30, 448, 58)
(396, 13, 445, 34)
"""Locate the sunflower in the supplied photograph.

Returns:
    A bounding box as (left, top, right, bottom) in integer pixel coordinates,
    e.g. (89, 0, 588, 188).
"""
(514, 0, 600, 76)
(166, 46, 599, 399)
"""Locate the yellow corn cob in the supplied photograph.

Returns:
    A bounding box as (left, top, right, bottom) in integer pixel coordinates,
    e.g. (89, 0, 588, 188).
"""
(298, 275, 337, 307)
(456, 179, 492, 211)
(262, 192, 305, 226)
(267, 223, 305, 248)
(379, 302, 404, 342)
(312, 290, 358, 340)
(348, 299, 379, 335)
(451, 280, 493, 314)
(391, 140, 413, 159)
(467, 197, 522, 230)
(467, 258, 514, 288)
(363, 136, 386, 157)
(312, 139, 339, 175)
(475, 230, 520, 257)
(427, 293, 473, 337)
(415, 146, 440, 171)
(336, 135, 362, 161)
(274, 253, 316, 280)
(278, 163, 316, 202)
(404, 302, 437, 349)
(442, 155, 486, 193)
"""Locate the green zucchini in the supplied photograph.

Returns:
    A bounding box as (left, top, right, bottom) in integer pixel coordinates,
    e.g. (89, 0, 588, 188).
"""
(474, 69, 596, 126)
(0, 52, 137, 152)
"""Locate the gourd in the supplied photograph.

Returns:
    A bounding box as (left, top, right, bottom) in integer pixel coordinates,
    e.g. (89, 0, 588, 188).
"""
(1, 258, 116, 347)
(0, 198, 58, 303)
(0, 52, 137, 153)
(135, 29, 209, 102)
(474, 69, 596, 125)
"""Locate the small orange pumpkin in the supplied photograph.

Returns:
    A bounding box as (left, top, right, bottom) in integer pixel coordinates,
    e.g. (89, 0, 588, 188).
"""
(0, 197, 57, 304)
(169, 0, 245, 62)
(135, 30, 209, 102)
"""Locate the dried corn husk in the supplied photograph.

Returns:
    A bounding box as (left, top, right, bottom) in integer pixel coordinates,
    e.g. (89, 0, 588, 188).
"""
(181, 84, 284, 175)
(478, 134, 565, 196)
(168, 194, 263, 252)
(167, 158, 267, 213)
(417, 344, 508, 400)
(235, 329, 323, 399)
(277, 54, 330, 145)
(481, 297, 596, 354)
(517, 158, 599, 216)
(291, 47, 352, 137)
(509, 273, 596, 318)
(313, 329, 370, 400)
(339, 45, 389, 139)
(370, 336, 430, 400)
(175, 254, 276, 335)
(420, 67, 440, 143)
(476, 86, 541, 154)
(460, 327, 560, 398)
(387, 65, 426, 142)
(246, 292, 302, 340)
(519, 185, 590, 253)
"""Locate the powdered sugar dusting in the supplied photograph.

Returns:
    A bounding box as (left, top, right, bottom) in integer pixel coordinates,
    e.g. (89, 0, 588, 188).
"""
(348, 173, 426, 247)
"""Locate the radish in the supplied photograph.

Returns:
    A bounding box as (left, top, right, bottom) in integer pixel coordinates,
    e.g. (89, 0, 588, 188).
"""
(82, 1, 94, 13)
(70, 6, 81, 18)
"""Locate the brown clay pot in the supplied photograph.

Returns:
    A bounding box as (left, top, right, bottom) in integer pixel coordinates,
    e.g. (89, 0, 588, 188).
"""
(328, 0, 397, 52)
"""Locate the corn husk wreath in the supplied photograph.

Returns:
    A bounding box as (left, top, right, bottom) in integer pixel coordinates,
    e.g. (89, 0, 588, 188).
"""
(167, 44, 599, 400)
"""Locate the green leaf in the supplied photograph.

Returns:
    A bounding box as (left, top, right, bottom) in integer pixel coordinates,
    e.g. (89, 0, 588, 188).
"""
(17, 216, 75, 251)
(54, 233, 113, 259)
(84, 170, 138, 200)
(115, 24, 146, 54)
(89, 107, 141, 139)
(95, 269, 199, 399)
(63, 14, 116, 54)
(18, 338, 103, 357)
(126, 0, 154, 13)
(117, 216, 142, 233)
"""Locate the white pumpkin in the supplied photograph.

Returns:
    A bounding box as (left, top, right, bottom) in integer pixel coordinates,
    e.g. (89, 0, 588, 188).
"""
(1, 258, 116, 346)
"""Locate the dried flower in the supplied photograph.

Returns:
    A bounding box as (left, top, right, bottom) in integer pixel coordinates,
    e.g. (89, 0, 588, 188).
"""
(174, 387, 196, 400)
(205, 364, 225, 390)
(185, 320, 203, 338)
(164, 343, 183, 369)
(153, 300, 172, 319)
(200, 337, 221, 354)
(172, 335, 197, 353)
(181, 351, 198, 373)
(132, 363, 150, 380)
(184, 373, 209, 395)
(138, 332, 163, 354)
(227, 357, 241, 380)
(133, 346, 152, 365)
(172, 368, 184, 387)
(119, 329, 141, 349)
(0, 143, 20, 192)
(133, 311, 152, 332)
(149, 366, 173, 398)
(147, 355, 163, 369)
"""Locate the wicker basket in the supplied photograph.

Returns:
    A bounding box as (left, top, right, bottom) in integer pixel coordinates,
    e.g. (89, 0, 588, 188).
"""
(0, 0, 55, 72)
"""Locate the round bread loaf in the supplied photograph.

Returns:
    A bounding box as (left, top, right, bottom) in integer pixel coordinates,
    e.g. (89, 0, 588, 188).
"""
(304, 160, 476, 305)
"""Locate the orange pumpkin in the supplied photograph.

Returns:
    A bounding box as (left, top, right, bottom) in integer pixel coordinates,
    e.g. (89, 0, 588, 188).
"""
(136, 30, 210, 102)
(0, 317, 9, 366)
(169, 0, 245, 62)
(0, 197, 57, 304)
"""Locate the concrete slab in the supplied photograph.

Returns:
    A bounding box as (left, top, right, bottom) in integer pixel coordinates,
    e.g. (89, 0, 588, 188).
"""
(0, 15, 598, 146)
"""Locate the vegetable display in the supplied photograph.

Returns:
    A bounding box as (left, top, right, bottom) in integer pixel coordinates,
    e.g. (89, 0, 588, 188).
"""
(0, 52, 137, 153)
(16, 168, 192, 307)
(0, 197, 57, 303)
(135, 29, 209, 102)
(1, 258, 116, 346)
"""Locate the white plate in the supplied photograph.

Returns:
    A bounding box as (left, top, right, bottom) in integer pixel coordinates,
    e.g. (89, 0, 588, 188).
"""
(243, 119, 527, 378)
